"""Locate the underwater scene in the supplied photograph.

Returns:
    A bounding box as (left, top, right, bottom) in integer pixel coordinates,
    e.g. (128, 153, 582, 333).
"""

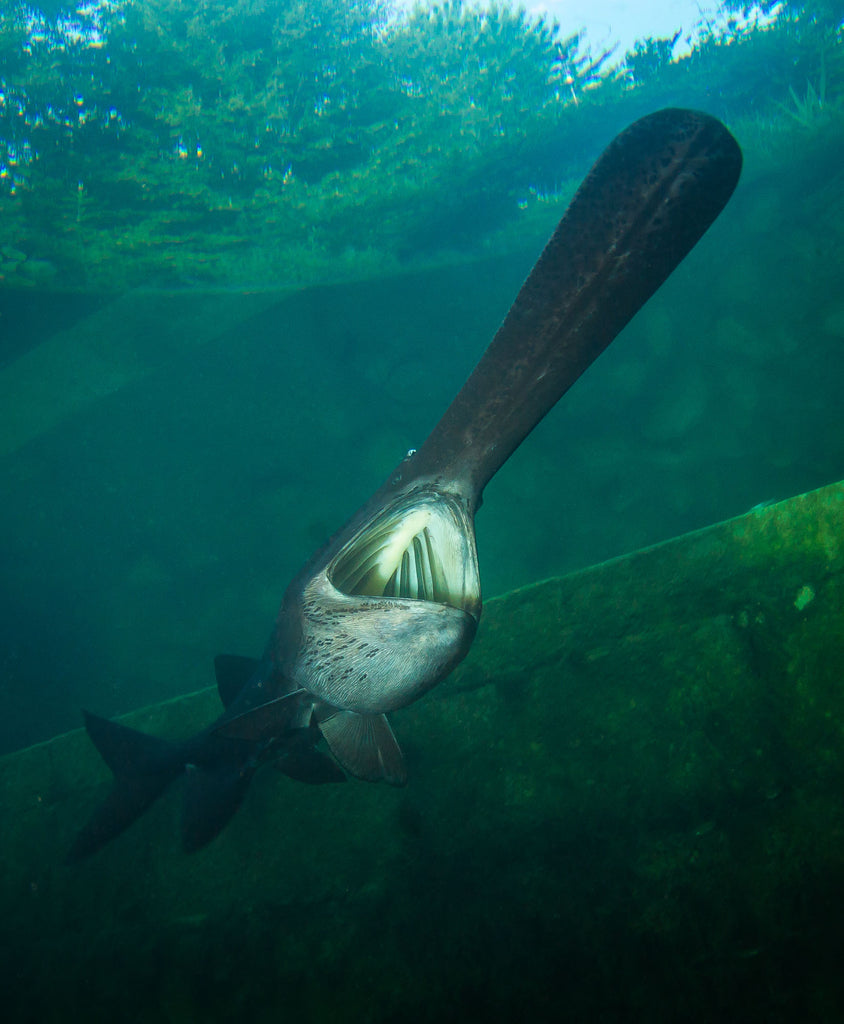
(1, 0, 844, 1020)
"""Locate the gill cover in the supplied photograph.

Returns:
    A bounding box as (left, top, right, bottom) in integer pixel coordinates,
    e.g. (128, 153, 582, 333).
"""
(282, 490, 480, 714)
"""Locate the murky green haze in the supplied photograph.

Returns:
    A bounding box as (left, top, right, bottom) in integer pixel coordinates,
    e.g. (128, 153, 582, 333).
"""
(2, 2, 844, 1023)
(1, 1, 843, 749)
(4, 128, 844, 750)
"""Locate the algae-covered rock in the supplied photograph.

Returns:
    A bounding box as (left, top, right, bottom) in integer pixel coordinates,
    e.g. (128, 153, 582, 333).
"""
(1, 481, 843, 1022)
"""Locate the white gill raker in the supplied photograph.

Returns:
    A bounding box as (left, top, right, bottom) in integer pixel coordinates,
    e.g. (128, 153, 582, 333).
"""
(337, 539, 395, 593)
(331, 506, 468, 604)
(411, 536, 432, 598)
(368, 509, 431, 595)
(334, 508, 422, 595)
(395, 549, 405, 598)
(391, 553, 401, 598)
(332, 548, 378, 593)
(423, 529, 440, 598)
(406, 540, 419, 598)
(384, 527, 450, 603)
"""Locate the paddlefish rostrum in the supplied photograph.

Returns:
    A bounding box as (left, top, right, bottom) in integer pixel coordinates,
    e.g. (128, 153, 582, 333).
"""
(69, 108, 742, 860)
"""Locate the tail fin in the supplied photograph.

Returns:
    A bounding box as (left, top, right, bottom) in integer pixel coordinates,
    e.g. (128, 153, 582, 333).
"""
(181, 759, 255, 853)
(67, 711, 183, 863)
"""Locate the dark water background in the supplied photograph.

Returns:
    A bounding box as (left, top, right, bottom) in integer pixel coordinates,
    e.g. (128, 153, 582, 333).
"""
(2, 3, 844, 1023)
(2, 113, 843, 752)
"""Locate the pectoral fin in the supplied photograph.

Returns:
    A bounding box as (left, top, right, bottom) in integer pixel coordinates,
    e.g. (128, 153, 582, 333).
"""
(318, 711, 407, 786)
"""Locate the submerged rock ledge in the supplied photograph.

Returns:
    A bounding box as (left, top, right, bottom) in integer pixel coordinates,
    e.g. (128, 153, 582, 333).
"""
(2, 479, 843, 1021)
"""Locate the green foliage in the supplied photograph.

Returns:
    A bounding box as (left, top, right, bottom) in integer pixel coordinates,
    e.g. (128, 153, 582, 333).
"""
(1, 0, 592, 289)
(777, 57, 833, 126)
(624, 32, 681, 85)
(0, 0, 842, 292)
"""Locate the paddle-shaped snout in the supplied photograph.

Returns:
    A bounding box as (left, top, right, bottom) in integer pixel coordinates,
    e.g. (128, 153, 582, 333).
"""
(70, 109, 744, 857)
(397, 108, 743, 501)
(277, 108, 742, 717)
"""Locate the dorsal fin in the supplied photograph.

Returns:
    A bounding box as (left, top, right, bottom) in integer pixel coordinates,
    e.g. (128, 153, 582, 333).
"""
(318, 711, 407, 785)
(213, 654, 259, 708)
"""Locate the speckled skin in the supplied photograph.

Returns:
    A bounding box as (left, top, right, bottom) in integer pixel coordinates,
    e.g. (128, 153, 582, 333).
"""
(71, 108, 742, 857)
(272, 108, 742, 716)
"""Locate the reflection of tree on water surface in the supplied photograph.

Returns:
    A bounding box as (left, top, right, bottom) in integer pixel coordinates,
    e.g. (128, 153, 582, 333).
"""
(1, 0, 841, 290)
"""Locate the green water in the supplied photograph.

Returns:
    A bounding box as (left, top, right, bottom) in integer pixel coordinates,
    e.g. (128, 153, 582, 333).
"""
(1, 1, 843, 1020)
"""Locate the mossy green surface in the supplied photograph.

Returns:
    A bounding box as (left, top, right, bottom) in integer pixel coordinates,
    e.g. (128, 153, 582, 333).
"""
(2, 480, 843, 1021)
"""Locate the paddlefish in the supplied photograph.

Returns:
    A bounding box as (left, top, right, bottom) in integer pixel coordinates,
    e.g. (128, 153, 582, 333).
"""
(69, 108, 742, 860)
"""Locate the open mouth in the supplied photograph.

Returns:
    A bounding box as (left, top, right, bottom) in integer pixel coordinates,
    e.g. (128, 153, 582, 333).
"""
(328, 492, 481, 617)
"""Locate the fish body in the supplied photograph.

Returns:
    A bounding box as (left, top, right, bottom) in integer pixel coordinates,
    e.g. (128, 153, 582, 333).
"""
(70, 109, 742, 860)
